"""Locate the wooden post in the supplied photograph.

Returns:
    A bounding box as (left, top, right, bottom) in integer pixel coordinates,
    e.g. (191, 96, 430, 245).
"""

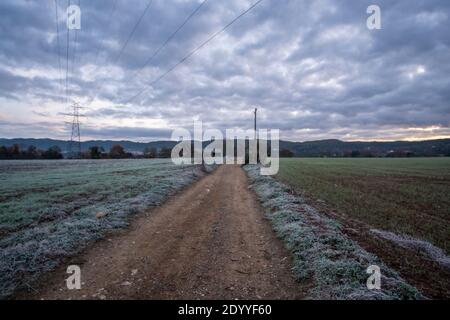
(254, 108, 257, 140)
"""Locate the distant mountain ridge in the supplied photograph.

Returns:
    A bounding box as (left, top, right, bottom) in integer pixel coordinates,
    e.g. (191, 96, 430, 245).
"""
(1, 137, 450, 157)
(279, 139, 450, 157)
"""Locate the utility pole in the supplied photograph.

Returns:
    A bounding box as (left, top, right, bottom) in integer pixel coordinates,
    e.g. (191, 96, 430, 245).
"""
(254, 107, 258, 140)
(67, 102, 83, 158)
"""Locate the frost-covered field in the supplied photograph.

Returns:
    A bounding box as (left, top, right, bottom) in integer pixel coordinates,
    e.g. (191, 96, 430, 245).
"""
(245, 165, 422, 300)
(0, 159, 204, 298)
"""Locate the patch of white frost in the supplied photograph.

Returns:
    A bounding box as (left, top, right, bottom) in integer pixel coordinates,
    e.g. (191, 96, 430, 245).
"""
(370, 229, 450, 270)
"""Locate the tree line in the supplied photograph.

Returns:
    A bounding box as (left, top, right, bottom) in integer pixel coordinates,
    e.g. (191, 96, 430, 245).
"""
(0, 144, 173, 160)
(82, 145, 172, 159)
(0, 144, 63, 160)
(3, 142, 437, 160)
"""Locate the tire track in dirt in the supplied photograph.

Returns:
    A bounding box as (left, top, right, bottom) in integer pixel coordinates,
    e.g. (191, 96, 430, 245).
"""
(19, 165, 306, 299)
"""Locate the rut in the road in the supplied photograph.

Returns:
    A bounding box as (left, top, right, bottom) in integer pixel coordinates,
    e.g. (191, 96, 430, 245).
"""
(20, 165, 307, 299)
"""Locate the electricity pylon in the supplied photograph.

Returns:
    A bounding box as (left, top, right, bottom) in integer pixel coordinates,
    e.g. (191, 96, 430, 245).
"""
(67, 102, 83, 158)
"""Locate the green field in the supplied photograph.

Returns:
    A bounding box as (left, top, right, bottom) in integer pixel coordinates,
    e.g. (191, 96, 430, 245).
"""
(276, 158, 450, 254)
(0, 159, 202, 298)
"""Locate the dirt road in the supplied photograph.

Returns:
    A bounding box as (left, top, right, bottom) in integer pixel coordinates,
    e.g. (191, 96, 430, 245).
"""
(20, 165, 305, 300)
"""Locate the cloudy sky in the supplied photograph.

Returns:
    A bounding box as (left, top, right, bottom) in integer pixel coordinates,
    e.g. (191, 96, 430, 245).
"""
(0, 0, 449, 142)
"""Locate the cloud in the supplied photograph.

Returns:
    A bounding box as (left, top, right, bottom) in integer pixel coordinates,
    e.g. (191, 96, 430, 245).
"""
(82, 126, 173, 140)
(0, 0, 449, 141)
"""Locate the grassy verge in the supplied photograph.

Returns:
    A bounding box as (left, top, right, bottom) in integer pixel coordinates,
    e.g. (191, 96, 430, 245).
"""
(245, 165, 421, 299)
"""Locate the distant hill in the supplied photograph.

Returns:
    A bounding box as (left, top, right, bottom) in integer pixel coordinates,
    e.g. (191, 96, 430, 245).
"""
(279, 139, 450, 157)
(1, 137, 449, 157)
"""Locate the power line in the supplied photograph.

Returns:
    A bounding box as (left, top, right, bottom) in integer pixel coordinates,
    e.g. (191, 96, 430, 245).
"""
(114, 0, 153, 65)
(54, 0, 63, 93)
(71, 0, 81, 77)
(66, 0, 81, 109)
(65, 0, 71, 105)
(129, 0, 209, 82)
(60, 1, 84, 157)
(86, 0, 154, 106)
(87, 0, 119, 76)
(124, 0, 265, 104)
(75, 0, 118, 112)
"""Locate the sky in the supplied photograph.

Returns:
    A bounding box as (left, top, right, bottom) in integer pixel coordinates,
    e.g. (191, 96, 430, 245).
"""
(0, 0, 449, 142)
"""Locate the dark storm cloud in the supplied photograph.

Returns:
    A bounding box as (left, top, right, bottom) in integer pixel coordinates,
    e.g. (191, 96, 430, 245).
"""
(0, 0, 449, 141)
(82, 125, 172, 140)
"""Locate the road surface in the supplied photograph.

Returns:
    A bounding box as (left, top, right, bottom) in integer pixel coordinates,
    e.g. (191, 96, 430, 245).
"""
(20, 165, 306, 299)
